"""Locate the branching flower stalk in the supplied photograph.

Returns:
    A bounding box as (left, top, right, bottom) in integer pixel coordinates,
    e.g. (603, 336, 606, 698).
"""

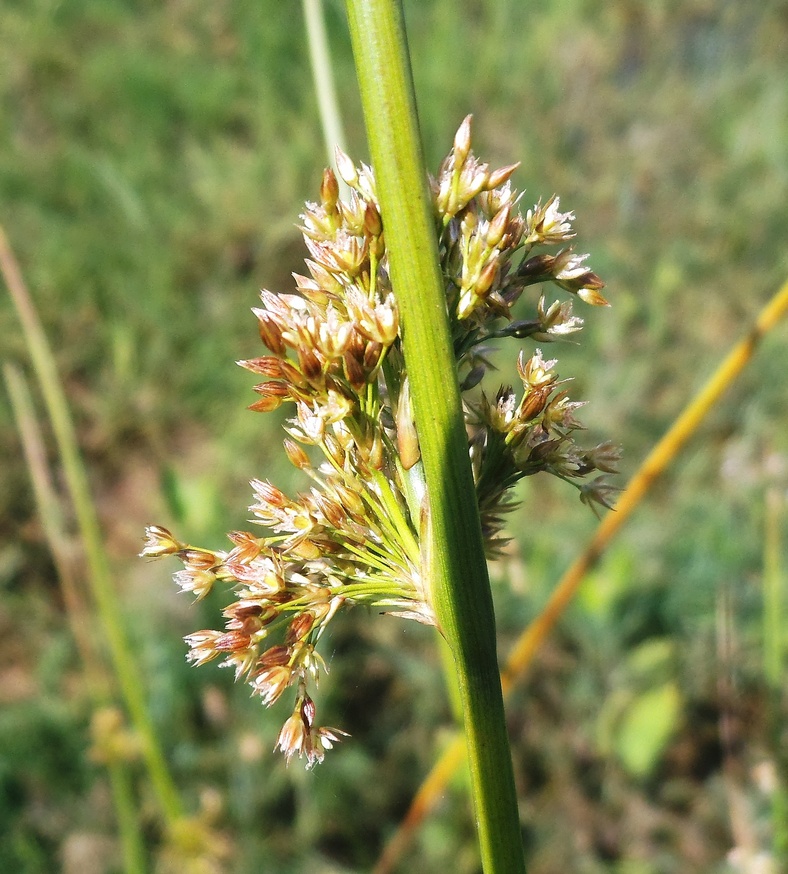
(143, 117, 616, 770)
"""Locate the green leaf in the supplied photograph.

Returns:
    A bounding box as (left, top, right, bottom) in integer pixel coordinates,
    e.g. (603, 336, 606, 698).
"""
(614, 681, 682, 778)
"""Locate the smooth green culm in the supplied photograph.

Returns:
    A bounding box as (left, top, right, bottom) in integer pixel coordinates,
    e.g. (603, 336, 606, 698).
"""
(344, 2, 526, 871)
(0, 226, 182, 830)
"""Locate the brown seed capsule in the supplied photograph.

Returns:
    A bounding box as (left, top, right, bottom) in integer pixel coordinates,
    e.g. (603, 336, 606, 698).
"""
(286, 612, 315, 644)
(237, 356, 283, 377)
(178, 549, 218, 570)
(300, 694, 316, 726)
(225, 601, 265, 621)
(343, 350, 367, 392)
(364, 340, 383, 370)
(372, 230, 386, 260)
(298, 347, 323, 383)
(364, 201, 383, 238)
(518, 253, 556, 279)
(312, 491, 346, 528)
(214, 631, 252, 652)
(519, 386, 551, 422)
(283, 438, 311, 470)
(252, 480, 289, 508)
(258, 645, 292, 668)
(255, 312, 285, 355)
(248, 397, 282, 413)
(253, 380, 291, 397)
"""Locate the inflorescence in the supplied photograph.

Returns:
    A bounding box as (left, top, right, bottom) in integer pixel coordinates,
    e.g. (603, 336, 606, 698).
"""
(142, 117, 618, 767)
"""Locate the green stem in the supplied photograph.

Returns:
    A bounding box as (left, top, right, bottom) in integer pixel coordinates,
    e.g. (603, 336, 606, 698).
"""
(344, 3, 525, 872)
(4, 363, 147, 874)
(108, 764, 148, 874)
(763, 487, 783, 687)
(302, 0, 350, 198)
(763, 487, 788, 862)
(0, 226, 182, 830)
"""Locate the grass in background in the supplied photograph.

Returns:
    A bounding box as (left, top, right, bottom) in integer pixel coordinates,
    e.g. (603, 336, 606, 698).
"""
(1, 1, 787, 871)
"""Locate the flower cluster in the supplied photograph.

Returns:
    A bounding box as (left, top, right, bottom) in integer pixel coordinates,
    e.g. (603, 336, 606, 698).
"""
(143, 116, 617, 766)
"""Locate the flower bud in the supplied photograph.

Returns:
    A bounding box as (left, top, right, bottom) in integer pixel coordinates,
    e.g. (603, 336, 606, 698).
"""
(518, 386, 550, 421)
(334, 147, 358, 187)
(301, 694, 316, 726)
(487, 162, 520, 189)
(486, 204, 510, 249)
(476, 260, 498, 297)
(178, 549, 219, 570)
(369, 429, 385, 470)
(333, 482, 366, 518)
(396, 379, 420, 470)
(251, 480, 289, 508)
(518, 253, 555, 280)
(364, 201, 383, 238)
(320, 168, 339, 212)
(453, 115, 473, 167)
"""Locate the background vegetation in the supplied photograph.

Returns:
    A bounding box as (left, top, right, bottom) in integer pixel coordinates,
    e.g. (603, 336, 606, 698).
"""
(2, 1, 787, 871)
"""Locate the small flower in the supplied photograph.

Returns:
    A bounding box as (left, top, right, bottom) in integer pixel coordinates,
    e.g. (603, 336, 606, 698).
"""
(276, 709, 308, 766)
(184, 630, 226, 667)
(174, 567, 216, 601)
(253, 665, 293, 706)
(582, 441, 622, 475)
(524, 195, 576, 245)
(552, 251, 608, 306)
(307, 725, 350, 768)
(140, 525, 180, 558)
(517, 349, 559, 391)
(579, 475, 621, 514)
(541, 392, 586, 431)
(226, 531, 265, 564)
(275, 695, 349, 769)
(534, 295, 584, 340)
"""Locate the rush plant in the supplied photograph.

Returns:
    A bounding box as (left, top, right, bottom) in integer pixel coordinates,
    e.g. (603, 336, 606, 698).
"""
(143, 2, 614, 870)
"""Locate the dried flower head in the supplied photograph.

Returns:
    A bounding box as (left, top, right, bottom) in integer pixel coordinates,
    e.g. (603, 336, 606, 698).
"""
(143, 115, 617, 765)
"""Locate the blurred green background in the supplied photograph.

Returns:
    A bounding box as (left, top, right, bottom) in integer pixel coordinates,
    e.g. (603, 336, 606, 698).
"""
(2, 1, 788, 872)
